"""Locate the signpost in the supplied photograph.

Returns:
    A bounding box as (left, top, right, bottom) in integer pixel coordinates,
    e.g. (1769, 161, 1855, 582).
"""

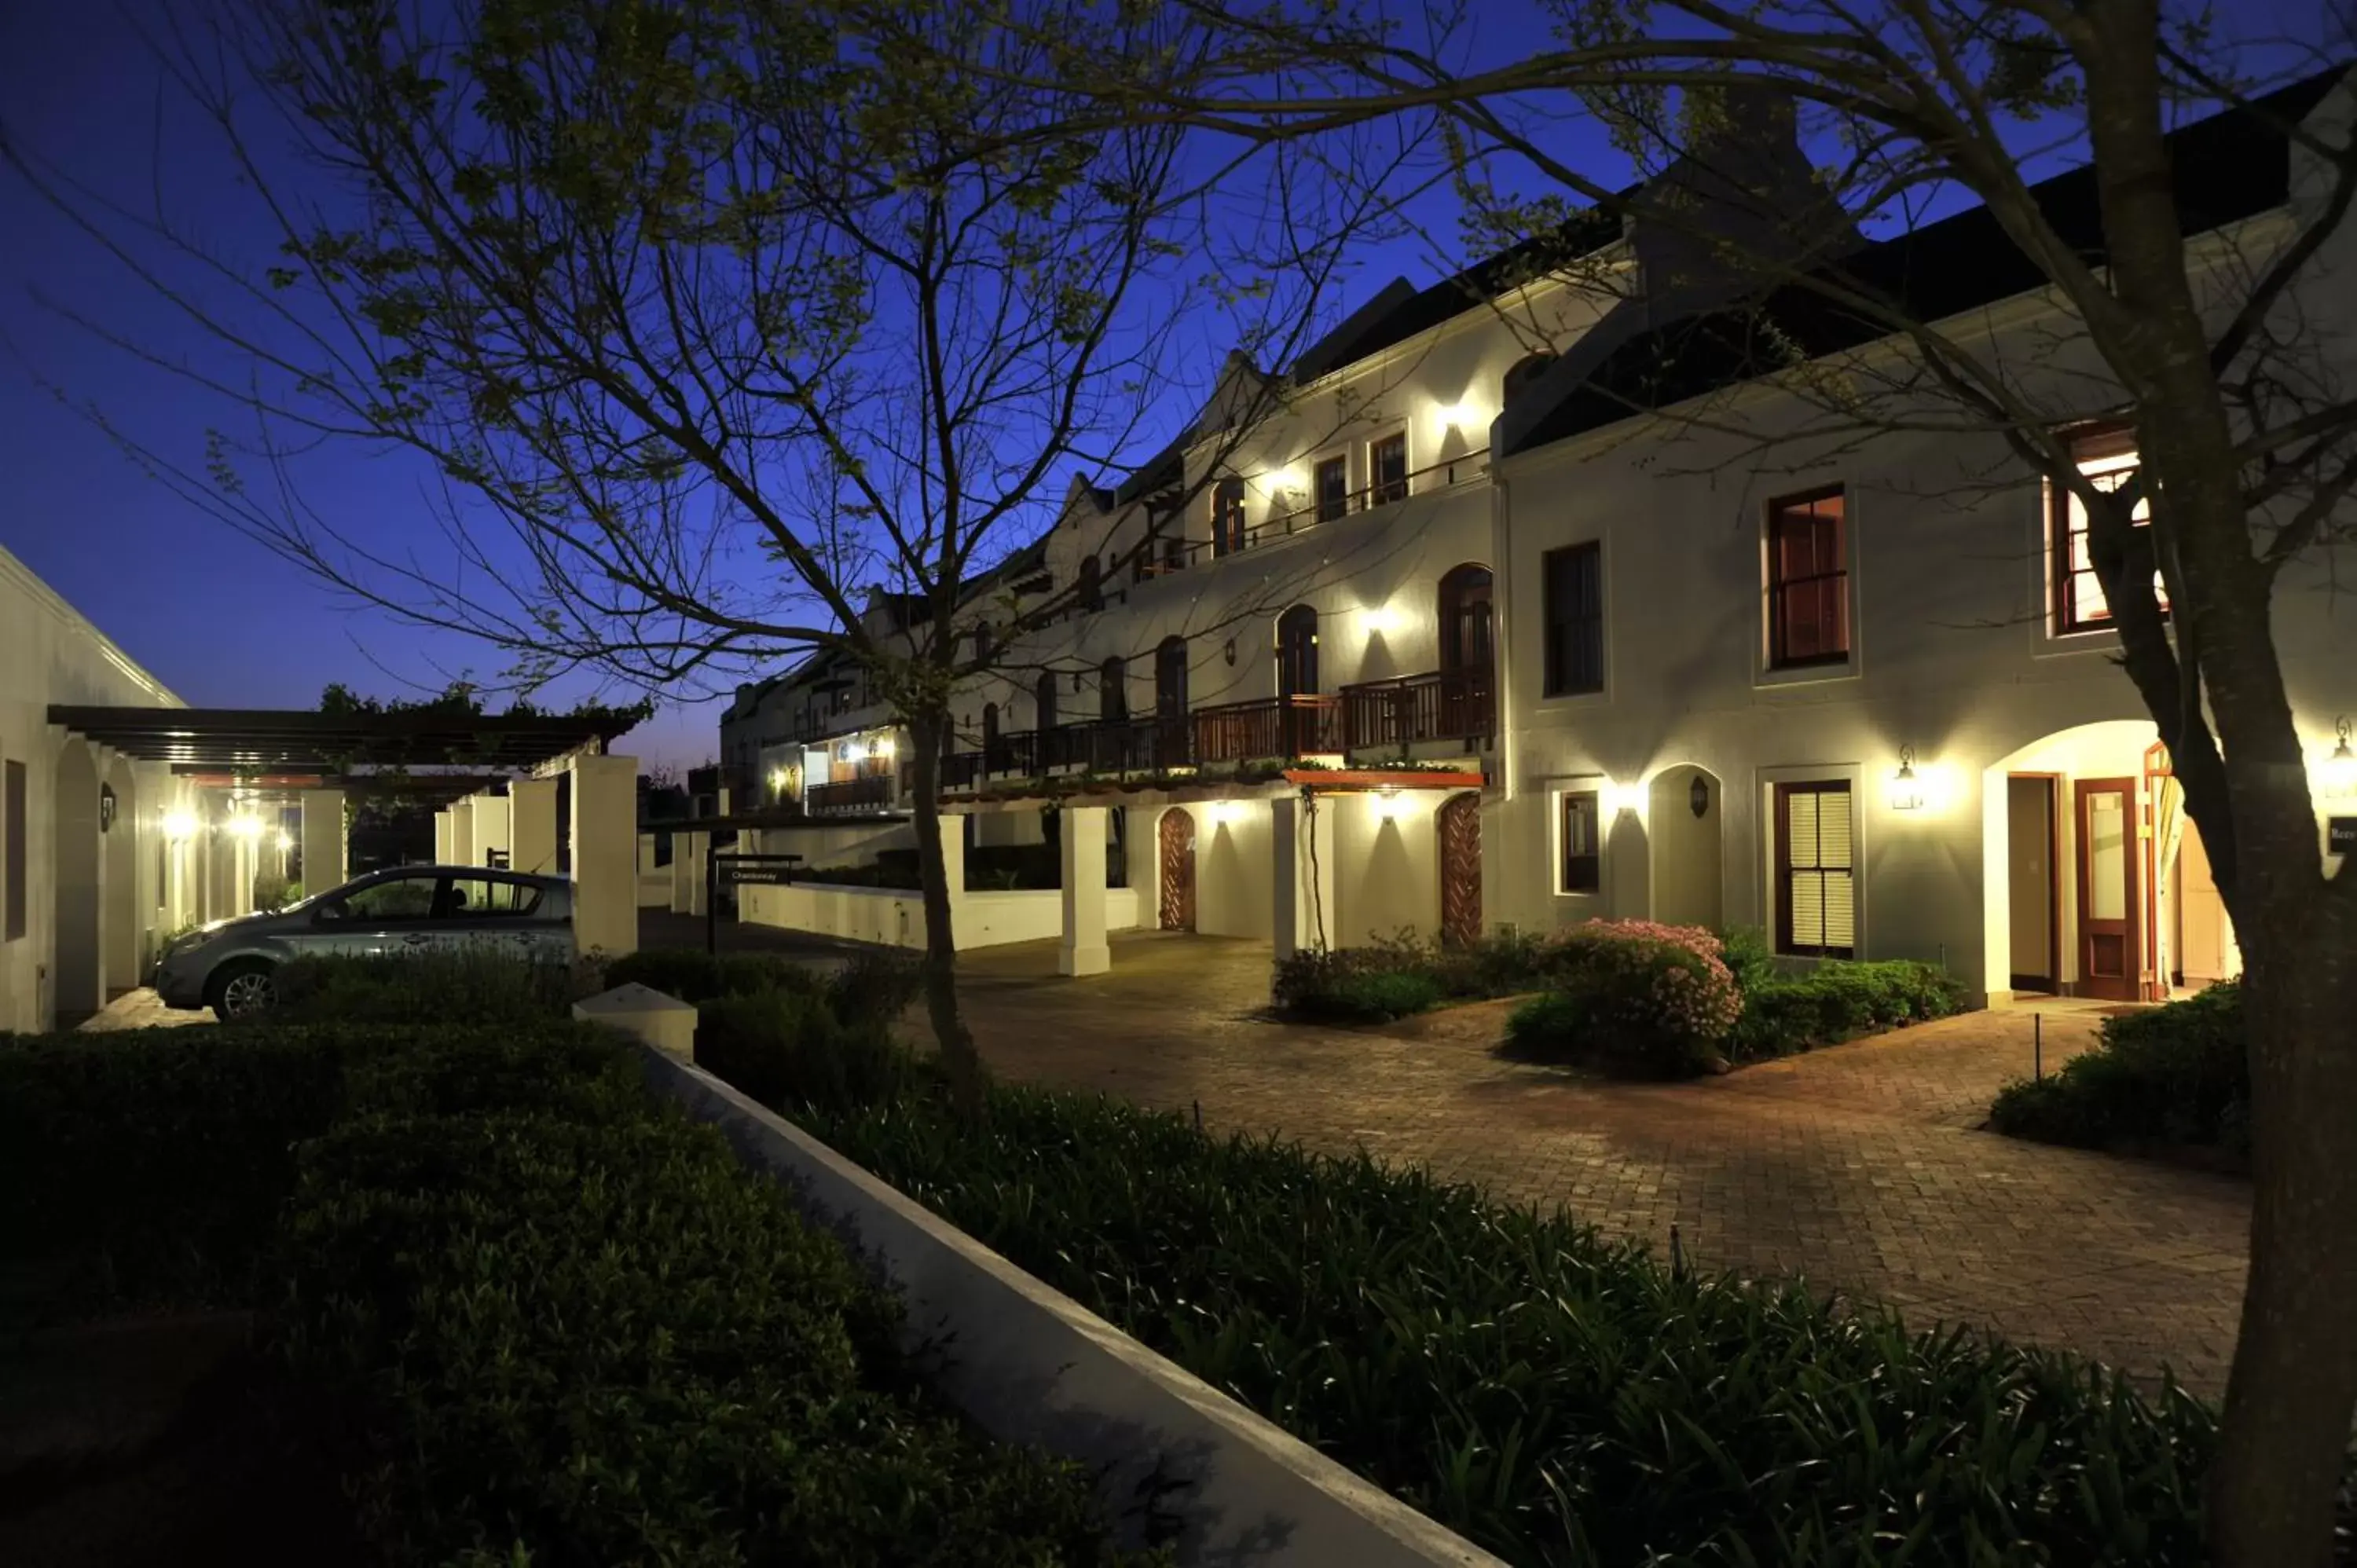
(706, 852, 804, 953)
(2330, 817, 2357, 856)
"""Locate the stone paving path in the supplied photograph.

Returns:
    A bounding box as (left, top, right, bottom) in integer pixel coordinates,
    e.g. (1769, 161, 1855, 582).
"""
(944, 932, 2253, 1398)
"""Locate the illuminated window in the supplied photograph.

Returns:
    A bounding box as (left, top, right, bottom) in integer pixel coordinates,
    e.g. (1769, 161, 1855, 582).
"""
(1211, 478, 1247, 557)
(2052, 427, 2168, 634)
(1369, 433, 1409, 506)
(1767, 488, 1849, 667)
(1774, 780, 1854, 957)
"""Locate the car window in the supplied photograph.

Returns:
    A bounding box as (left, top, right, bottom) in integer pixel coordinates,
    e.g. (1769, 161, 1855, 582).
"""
(324, 874, 440, 921)
(438, 877, 544, 918)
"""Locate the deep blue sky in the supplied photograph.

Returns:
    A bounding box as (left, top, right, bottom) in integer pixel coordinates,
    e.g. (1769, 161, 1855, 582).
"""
(1, 3, 2333, 768)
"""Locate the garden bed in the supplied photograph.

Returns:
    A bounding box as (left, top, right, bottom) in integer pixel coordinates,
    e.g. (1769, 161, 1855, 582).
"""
(1989, 982, 2249, 1169)
(0, 1011, 1142, 1566)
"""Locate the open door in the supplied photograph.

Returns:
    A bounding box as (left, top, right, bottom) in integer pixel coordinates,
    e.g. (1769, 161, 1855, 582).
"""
(2075, 777, 2140, 1001)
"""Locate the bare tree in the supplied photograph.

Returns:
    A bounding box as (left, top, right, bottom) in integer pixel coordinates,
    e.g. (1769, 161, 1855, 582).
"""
(985, 4, 2357, 1559)
(1, 0, 1394, 1098)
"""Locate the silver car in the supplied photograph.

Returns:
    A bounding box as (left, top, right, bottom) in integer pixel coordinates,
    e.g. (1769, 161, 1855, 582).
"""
(151, 864, 576, 1019)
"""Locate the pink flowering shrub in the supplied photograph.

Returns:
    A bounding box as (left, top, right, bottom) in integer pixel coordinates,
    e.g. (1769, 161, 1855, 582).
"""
(1510, 919, 1743, 1076)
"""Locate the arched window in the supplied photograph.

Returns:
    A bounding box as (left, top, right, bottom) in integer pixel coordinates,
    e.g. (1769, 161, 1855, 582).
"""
(1503, 352, 1556, 405)
(1100, 654, 1127, 722)
(1276, 604, 1319, 699)
(1154, 636, 1189, 718)
(1438, 564, 1495, 672)
(1211, 477, 1248, 558)
(1076, 553, 1102, 611)
(1035, 669, 1059, 731)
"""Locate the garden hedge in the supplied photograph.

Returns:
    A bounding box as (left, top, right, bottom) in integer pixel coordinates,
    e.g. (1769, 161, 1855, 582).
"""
(1990, 980, 2249, 1158)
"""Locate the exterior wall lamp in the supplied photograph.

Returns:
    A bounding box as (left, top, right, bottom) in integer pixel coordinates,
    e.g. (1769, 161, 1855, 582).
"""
(1889, 746, 1925, 811)
(2326, 716, 2357, 800)
(162, 808, 200, 842)
(1689, 776, 1710, 819)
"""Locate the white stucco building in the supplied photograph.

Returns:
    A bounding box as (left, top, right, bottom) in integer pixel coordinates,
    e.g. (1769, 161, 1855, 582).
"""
(721, 71, 2357, 1001)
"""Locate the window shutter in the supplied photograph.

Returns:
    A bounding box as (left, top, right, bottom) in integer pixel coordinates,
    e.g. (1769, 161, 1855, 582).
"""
(1820, 786, 1855, 950)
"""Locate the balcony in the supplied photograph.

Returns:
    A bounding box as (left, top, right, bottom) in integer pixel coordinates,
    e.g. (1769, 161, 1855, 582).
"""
(1190, 694, 1340, 763)
(1340, 665, 1494, 750)
(805, 774, 896, 815)
(1127, 449, 1489, 585)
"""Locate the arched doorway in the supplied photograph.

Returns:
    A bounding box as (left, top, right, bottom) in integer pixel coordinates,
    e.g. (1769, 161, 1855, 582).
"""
(1437, 791, 1481, 948)
(1157, 807, 1197, 930)
(102, 755, 139, 996)
(52, 739, 102, 1022)
(1648, 765, 1724, 929)
(1437, 564, 1494, 672)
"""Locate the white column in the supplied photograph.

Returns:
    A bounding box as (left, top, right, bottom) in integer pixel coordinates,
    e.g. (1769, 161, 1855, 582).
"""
(299, 789, 346, 895)
(1058, 805, 1111, 976)
(510, 777, 559, 875)
(672, 830, 707, 915)
(570, 752, 640, 957)
(449, 797, 478, 868)
(937, 811, 967, 949)
(229, 827, 258, 917)
(434, 808, 455, 864)
(1271, 793, 1337, 962)
(473, 794, 511, 866)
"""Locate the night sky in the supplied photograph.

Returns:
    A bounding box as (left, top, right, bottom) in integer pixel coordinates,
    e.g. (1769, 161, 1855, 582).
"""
(2, 3, 2331, 769)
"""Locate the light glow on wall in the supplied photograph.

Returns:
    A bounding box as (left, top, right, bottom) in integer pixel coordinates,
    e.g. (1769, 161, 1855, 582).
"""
(1431, 399, 1486, 438)
(1370, 786, 1406, 822)
(162, 808, 200, 841)
(2324, 717, 2357, 800)
(228, 814, 266, 841)
(1365, 602, 1406, 636)
(1600, 779, 1644, 819)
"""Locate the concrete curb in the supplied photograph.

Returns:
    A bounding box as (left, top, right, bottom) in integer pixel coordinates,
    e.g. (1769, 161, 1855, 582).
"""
(638, 1046, 1506, 1568)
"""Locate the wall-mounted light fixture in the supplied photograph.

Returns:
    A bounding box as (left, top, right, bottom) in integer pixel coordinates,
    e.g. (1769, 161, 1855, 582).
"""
(841, 740, 869, 764)
(2326, 716, 2357, 800)
(1689, 775, 1710, 819)
(274, 832, 294, 854)
(228, 813, 266, 841)
(1600, 779, 1642, 819)
(1365, 603, 1404, 636)
(1223, 638, 1237, 666)
(162, 808, 200, 842)
(1889, 746, 1925, 811)
(1372, 785, 1405, 822)
(1432, 400, 1483, 436)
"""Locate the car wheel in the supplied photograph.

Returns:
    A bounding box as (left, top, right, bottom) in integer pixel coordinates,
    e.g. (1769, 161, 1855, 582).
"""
(207, 959, 278, 1021)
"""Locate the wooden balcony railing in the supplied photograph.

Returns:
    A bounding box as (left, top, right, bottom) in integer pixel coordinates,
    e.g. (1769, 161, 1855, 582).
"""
(806, 774, 894, 815)
(1125, 450, 1489, 584)
(1341, 665, 1494, 750)
(1190, 694, 1340, 763)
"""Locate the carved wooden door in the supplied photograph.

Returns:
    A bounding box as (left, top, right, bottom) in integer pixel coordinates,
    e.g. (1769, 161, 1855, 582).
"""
(1438, 791, 1482, 948)
(1157, 808, 1197, 931)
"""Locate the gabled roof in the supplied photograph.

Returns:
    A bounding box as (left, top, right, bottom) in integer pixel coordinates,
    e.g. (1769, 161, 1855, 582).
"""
(1505, 68, 2348, 456)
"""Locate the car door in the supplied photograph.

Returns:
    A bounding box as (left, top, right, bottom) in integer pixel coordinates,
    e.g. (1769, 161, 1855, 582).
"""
(296, 870, 448, 958)
(438, 874, 573, 965)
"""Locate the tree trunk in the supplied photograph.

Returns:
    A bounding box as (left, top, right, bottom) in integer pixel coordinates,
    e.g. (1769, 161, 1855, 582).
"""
(904, 704, 986, 1113)
(2210, 883, 2357, 1568)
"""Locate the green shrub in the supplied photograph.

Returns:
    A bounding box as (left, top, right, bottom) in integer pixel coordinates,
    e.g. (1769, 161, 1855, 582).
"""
(1728, 959, 1968, 1061)
(601, 947, 827, 1004)
(695, 987, 925, 1111)
(1321, 968, 1447, 1022)
(282, 1035, 1138, 1567)
(1715, 923, 1778, 997)
(0, 1024, 349, 1310)
(1991, 981, 2249, 1156)
(1272, 932, 1437, 1019)
(271, 949, 588, 1025)
(827, 950, 927, 1024)
(758, 1072, 2246, 1568)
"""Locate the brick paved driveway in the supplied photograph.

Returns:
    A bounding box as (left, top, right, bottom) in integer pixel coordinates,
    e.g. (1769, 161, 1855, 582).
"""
(944, 931, 2252, 1398)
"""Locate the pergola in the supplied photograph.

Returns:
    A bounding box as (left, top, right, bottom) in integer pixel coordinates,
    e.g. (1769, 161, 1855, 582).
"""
(47, 705, 622, 772)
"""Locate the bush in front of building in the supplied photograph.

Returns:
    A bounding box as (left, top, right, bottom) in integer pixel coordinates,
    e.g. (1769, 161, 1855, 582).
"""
(601, 947, 828, 1004)
(271, 948, 594, 1025)
(1989, 980, 2249, 1159)
(723, 1035, 2250, 1568)
(1503, 920, 1743, 1075)
(1725, 956, 1970, 1061)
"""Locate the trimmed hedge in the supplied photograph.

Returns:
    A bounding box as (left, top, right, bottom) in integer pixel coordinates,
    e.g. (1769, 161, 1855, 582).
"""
(1273, 930, 1550, 1021)
(269, 948, 595, 1025)
(1990, 980, 2249, 1158)
(711, 1029, 2253, 1567)
(1728, 959, 1969, 1061)
(601, 947, 829, 1004)
(284, 1029, 1140, 1566)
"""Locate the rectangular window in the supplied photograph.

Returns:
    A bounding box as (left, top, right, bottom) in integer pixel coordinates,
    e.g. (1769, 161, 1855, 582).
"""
(1766, 488, 1849, 667)
(2052, 427, 2168, 634)
(1774, 780, 1855, 957)
(1542, 541, 1604, 695)
(1314, 455, 1348, 522)
(3, 760, 23, 940)
(1369, 433, 1409, 506)
(1560, 789, 1600, 893)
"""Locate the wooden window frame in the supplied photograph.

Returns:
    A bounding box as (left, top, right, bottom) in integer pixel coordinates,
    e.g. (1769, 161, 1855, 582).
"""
(1560, 789, 1600, 894)
(1772, 779, 1856, 958)
(1211, 478, 1248, 558)
(1541, 540, 1604, 696)
(1765, 486, 1850, 669)
(2050, 426, 2168, 636)
(1313, 454, 1349, 523)
(1368, 430, 1409, 507)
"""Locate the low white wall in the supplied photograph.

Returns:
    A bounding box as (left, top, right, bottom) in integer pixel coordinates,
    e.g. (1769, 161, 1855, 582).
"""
(640, 1047, 1505, 1568)
(740, 881, 1141, 951)
(638, 871, 673, 907)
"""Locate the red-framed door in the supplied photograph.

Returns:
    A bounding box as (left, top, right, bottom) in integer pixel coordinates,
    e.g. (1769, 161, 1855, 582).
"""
(2075, 777, 2140, 1001)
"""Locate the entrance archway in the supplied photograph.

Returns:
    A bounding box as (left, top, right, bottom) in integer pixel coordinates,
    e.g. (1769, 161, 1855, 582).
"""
(101, 755, 139, 996)
(1648, 765, 1724, 929)
(52, 738, 102, 1022)
(1437, 791, 1481, 947)
(1157, 807, 1197, 930)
